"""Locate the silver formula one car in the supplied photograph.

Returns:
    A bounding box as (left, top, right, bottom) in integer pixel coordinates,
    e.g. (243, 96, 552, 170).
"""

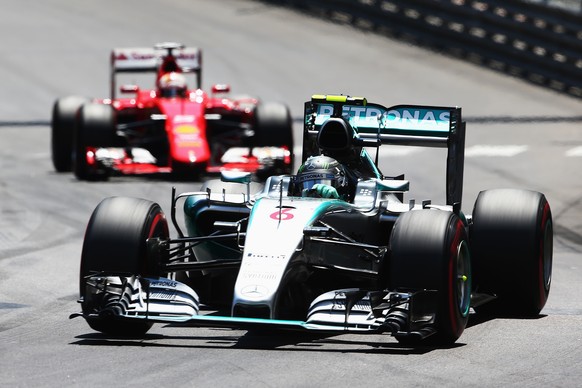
(71, 95, 553, 346)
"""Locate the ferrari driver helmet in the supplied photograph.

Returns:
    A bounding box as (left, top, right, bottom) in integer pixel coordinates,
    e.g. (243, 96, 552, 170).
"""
(296, 155, 348, 197)
(158, 72, 187, 98)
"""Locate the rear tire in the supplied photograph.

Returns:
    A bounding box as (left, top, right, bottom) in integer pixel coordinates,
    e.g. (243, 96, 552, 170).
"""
(389, 210, 471, 345)
(253, 102, 294, 175)
(253, 102, 293, 147)
(80, 197, 169, 336)
(51, 96, 88, 172)
(470, 189, 552, 317)
(73, 103, 117, 181)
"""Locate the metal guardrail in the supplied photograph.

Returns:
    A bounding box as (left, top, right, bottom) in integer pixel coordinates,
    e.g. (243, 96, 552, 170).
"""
(261, 0, 582, 98)
(523, 0, 581, 13)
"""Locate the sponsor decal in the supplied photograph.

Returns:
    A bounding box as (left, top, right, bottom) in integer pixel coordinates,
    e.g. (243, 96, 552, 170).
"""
(358, 188, 373, 196)
(330, 291, 371, 311)
(175, 125, 198, 134)
(240, 285, 269, 298)
(175, 53, 197, 59)
(296, 173, 332, 182)
(115, 53, 155, 61)
(114, 52, 198, 61)
(269, 208, 294, 220)
(149, 291, 175, 300)
(150, 280, 178, 288)
(177, 141, 202, 148)
(383, 108, 449, 131)
(331, 299, 370, 311)
(246, 252, 287, 260)
(317, 104, 384, 121)
(315, 104, 450, 131)
(174, 115, 195, 124)
(175, 126, 202, 148)
(242, 273, 277, 280)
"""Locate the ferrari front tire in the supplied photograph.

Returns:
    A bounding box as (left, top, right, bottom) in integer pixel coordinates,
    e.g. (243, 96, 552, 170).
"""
(73, 103, 116, 181)
(470, 189, 553, 317)
(389, 210, 472, 345)
(80, 197, 169, 336)
(51, 96, 87, 172)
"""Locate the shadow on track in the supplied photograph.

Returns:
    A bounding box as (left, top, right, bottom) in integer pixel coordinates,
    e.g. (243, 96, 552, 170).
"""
(70, 328, 458, 355)
(70, 310, 552, 354)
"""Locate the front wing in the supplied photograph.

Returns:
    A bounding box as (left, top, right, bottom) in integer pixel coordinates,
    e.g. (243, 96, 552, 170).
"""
(72, 275, 439, 341)
(88, 146, 291, 177)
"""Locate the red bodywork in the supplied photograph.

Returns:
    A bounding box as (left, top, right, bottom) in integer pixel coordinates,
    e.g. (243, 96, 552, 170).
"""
(102, 90, 263, 175)
(79, 43, 292, 178)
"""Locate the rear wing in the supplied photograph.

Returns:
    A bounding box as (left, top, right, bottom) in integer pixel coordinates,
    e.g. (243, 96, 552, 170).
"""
(302, 94, 466, 210)
(109, 44, 202, 99)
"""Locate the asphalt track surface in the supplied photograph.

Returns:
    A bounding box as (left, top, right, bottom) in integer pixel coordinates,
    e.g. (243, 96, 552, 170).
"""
(1, 1, 582, 386)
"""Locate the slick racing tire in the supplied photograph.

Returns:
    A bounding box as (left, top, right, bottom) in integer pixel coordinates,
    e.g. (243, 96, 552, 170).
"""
(389, 210, 471, 346)
(253, 102, 294, 158)
(51, 96, 88, 172)
(73, 103, 117, 181)
(470, 189, 552, 317)
(252, 102, 294, 176)
(80, 197, 169, 336)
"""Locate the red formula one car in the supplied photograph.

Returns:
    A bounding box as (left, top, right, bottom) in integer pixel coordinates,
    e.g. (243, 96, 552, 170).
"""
(51, 43, 293, 180)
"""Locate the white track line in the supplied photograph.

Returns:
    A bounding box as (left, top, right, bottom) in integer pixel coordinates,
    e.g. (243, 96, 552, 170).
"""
(566, 146, 582, 157)
(465, 145, 528, 157)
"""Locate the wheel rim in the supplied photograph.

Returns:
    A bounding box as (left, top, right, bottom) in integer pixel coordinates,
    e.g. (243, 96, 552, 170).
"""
(145, 209, 169, 277)
(456, 240, 471, 317)
(148, 211, 169, 239)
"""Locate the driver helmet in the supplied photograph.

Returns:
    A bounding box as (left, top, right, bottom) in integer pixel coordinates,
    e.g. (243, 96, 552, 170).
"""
(296, 155, 348, 197)
(158, 72, 187, 98)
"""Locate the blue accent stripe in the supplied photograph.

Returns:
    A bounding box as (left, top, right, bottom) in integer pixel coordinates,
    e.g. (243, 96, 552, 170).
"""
(126, 313, 383, 333)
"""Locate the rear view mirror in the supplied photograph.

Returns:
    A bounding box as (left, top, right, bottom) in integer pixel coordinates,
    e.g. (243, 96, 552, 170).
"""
(221, 171, 251, 184)
(120, 84, 139, 94)
(212, 84, 231, 94)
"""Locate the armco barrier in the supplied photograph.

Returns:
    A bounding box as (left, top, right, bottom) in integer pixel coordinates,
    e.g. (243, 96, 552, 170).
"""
(261, 0, 582, 98)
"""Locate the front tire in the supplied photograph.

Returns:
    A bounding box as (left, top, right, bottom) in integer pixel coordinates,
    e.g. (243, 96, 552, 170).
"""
(470, 189, 552, 317)
(73, 103, 117, 181)
(51, 96, 88, 172)
(80, 197, 169, 335)
(389, 210, 472, 345)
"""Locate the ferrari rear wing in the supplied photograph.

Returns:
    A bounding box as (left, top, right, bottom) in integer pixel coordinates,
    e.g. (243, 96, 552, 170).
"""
(302, 94, 466, 211)
(110, 44, 202, 99)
